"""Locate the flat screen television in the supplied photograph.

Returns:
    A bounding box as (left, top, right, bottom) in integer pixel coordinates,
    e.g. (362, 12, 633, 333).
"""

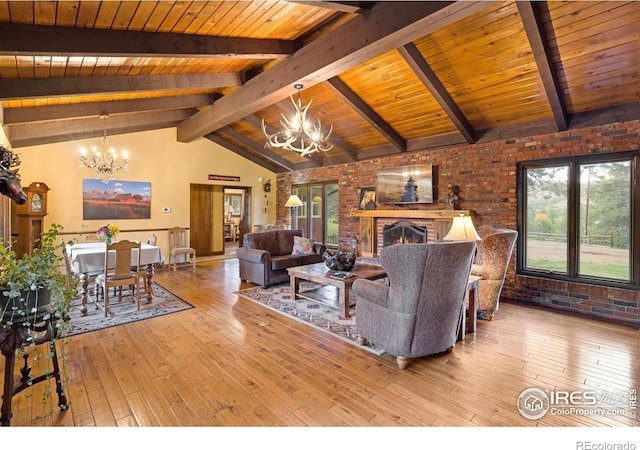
(376, 164, 433, 204)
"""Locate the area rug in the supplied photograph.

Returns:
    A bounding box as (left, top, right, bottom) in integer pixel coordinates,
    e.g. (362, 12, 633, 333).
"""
(235, 282, 385, 355)
(64, 283, 194, 337)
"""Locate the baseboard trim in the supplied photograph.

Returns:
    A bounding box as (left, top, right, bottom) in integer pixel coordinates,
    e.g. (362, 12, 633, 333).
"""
(501, 297, 639, 329)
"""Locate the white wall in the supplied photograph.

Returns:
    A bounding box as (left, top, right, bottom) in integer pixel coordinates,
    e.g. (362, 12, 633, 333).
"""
(5, 126, 276, 257)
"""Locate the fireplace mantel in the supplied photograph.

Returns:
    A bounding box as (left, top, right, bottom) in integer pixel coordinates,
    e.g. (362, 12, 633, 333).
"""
(350, 209, 474, 219)
(350, 209, 475, 257)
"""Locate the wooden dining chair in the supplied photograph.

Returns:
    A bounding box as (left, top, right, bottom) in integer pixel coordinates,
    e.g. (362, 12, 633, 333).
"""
(95, 240, 142, 316)
(168, 227, 196, 271)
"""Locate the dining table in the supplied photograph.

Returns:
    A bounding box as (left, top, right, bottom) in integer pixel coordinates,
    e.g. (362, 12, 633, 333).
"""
(67, 242, 165, 316)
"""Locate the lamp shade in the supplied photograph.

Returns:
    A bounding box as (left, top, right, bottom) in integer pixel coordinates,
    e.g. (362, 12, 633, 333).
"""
(284, 194, 303, 207)
(443, 214, 481, 241)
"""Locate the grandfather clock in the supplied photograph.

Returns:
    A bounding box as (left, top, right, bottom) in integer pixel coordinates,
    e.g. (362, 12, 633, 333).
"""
(15, 182, 49, 258)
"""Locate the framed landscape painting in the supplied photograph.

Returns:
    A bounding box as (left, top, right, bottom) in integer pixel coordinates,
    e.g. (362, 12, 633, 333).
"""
(83, 178, 151, 220)
(376, 164, 433, 204)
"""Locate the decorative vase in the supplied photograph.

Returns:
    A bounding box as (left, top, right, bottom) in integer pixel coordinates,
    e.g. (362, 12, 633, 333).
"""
(105, 235, 112, 245)
(323, 249, 357, 271)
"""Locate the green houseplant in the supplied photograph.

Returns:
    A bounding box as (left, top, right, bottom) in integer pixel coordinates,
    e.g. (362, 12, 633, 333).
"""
(1, 223, 74, 336)
(0, 223, 76, 422)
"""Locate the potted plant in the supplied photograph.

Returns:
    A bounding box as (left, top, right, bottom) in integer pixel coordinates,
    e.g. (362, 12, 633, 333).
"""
(1, 223, 75, 334)
(0, 223, 76, 422)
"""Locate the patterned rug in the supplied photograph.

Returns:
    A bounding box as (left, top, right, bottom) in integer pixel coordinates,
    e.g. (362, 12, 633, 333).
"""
(64, 283, 194, 337)
(235, 282, 385, 355)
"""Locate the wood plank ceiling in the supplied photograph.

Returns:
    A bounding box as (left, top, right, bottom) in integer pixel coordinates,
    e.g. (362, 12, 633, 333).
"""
(0, 1, 638, 173)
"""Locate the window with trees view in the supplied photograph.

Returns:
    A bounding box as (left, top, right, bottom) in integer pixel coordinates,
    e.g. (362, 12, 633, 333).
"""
(517, 151, 639, 288)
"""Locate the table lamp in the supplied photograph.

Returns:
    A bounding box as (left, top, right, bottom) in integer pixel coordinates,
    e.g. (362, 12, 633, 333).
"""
(285, 194, 303, 229)
(443, 213, 481, 241)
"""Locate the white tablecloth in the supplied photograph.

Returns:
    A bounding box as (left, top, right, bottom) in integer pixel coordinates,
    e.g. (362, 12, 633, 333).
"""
(68, 242, 164, 274)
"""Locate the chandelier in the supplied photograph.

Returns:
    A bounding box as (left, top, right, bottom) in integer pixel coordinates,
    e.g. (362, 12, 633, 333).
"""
(262, 84, 333, 156)
(79, 113, 129, 182)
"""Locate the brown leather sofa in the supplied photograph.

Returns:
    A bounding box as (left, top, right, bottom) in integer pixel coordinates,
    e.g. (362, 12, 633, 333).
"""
(236, 229, 325, 287)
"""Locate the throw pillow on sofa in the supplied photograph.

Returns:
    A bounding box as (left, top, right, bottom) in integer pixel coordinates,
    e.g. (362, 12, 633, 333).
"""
(291, 236, 315, 256)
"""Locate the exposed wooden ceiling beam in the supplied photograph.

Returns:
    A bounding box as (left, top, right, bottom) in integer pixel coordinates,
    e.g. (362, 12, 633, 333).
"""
(517, 1, 568, 131)
(285, 1, 373, 14)
(6, 110, 193, 147)
(3, 94, 214, 125)
(568, 102, 640, 130)
(217, 126, 296, 172)
(326, 135, 358, 162)
(0, 23, 301, 59)
(177, 1, 494, 143)
(0, 73, 242, 101)
(324, 77, 406, 152)
(205, 133, 285, 174)
(398, 43, 476, 144)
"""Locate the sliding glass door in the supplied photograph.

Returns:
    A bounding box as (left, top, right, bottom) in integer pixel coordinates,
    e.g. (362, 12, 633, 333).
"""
(292, 182, 338, 246)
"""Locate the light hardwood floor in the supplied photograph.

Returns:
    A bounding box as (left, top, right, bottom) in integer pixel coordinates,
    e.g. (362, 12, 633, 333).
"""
(3, 258, 639, 428)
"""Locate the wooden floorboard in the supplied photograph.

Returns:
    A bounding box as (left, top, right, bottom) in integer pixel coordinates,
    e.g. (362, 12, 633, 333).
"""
(2, 258, 638, 439)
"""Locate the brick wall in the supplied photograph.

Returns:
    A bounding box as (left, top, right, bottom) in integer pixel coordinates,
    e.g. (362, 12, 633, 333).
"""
(276, 119, 640, 327)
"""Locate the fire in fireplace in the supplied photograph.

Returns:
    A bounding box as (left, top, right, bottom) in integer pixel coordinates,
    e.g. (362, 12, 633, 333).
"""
(382, 221, 428, 247)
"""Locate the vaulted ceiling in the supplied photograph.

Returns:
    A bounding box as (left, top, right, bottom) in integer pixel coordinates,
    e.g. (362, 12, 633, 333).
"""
(0, 1, 638, 173)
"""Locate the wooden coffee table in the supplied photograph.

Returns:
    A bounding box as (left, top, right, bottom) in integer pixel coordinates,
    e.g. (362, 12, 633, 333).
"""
(287, 262, 387, 319)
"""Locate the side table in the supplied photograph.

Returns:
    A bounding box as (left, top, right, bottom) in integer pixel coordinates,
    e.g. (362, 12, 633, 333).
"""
(458, 275, 481, 341)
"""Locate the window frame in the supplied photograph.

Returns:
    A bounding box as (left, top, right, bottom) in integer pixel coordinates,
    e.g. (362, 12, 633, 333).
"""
(291, 181, 339, 246)
(516, 150, 640, 290)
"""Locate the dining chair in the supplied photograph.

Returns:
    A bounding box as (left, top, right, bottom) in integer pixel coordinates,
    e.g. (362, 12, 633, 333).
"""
(95, 240, 142, 316)
(147, 233, 157, 246)
(168, 227, 196, 271)
(60, 239, 78, 294)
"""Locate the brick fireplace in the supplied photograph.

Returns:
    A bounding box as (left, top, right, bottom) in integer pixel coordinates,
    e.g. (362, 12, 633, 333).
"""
(350, 209, 475, 257)
(381, 220, 429, 247)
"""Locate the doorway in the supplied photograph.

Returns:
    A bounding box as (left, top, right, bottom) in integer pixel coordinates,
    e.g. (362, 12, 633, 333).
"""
(224, 187, 251, 253)
(189, 184, 251, 257)
(190, 184, 222, 257)
(223, 188, 242, 255)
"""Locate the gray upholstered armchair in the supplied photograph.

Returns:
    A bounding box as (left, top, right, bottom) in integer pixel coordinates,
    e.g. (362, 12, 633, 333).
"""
(470, 228, 518, 320)
(352, 241, 476, 369)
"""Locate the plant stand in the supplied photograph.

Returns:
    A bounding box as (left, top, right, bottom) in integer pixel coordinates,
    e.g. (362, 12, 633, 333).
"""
(0, 317, 68, 426)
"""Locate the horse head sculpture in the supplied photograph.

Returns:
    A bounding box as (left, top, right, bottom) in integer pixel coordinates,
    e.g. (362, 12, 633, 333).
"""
(0, 165, 27, 205)
(0, 146, 27, 205)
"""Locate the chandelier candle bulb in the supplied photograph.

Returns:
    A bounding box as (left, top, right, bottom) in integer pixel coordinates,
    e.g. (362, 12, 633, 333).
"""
(262, 84, 333, 156)
(78, 113, 130, 182)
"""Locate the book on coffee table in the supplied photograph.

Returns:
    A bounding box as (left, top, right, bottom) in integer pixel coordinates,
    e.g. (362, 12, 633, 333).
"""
(331, 272, 353, 280)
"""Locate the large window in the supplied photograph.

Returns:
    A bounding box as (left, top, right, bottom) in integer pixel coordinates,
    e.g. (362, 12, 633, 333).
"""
(517, 151, 640, 288)
(292, 182, 339, 246)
